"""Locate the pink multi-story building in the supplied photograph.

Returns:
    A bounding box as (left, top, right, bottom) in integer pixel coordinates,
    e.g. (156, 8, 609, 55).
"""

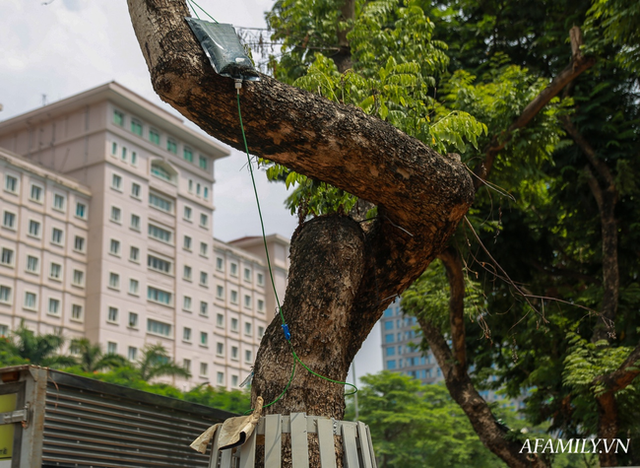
(0, 82, 289, 390)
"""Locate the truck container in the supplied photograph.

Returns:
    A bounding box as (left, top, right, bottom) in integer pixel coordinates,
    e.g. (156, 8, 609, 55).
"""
(0, 365, 234, 467)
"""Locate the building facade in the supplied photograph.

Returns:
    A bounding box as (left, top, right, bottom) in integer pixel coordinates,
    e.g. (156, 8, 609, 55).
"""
(0, 83, 289, 390)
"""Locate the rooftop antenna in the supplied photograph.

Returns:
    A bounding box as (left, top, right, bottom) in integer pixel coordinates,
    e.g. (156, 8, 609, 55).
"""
(42, 94, 48, 106)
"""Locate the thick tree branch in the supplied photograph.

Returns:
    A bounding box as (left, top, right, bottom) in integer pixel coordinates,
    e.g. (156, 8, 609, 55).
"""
(474, 26, 595, 188)
(418, 318, 548, 468)
(437, 247, 466, 371)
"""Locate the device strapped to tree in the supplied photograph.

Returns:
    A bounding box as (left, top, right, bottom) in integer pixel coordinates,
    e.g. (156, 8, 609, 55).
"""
(185, 18, 260, 82)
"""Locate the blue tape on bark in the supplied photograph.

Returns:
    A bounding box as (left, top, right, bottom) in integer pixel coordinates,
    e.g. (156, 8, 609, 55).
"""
(185, 17, 260, 82)
(281, 324, 291, 341)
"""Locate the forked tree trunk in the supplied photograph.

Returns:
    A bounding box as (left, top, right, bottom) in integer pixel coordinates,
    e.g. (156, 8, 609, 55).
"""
(126, 0, 474, 445)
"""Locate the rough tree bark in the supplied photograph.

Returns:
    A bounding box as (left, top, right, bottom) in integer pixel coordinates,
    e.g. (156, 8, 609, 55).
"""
(127, 0, 473, 443)
(418, 28, 594, 468)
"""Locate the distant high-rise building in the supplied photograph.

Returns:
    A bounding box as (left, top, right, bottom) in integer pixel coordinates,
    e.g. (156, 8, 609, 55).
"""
(0, 82, 289, 390)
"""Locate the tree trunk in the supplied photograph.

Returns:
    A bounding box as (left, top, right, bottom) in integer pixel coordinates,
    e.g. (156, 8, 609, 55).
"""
(334, 0, 355, 73)
(127, 0, 474, 431)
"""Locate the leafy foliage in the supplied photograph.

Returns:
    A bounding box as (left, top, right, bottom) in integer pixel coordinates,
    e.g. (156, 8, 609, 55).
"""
(346, 372, 504, 468)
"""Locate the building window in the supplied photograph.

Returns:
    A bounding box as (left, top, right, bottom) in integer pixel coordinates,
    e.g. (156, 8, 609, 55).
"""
(200, 301, 208, 316)
(216, 342, 224, 356)
(199, 242, 208, 257)
(147, 255, 172, 274)
(128, 312, 138, 328)
(30, 184, 43, 203)
(147, 286, 172, 305)
(231, 318, 238, 332)
(75, 202, 87, 219)
(72, 269, 84, 287)
(216, 285, 224, 299)
(108, 272, 120, 290)
(245, 350, 253, 363)
(148, 224, 172, 244)
(183, 296, 192, 311)
(183, 327, 192, 342)
(71, 304, 83, 321)
(131, 119, 143, 136)
(199, 271, 208, 286)
(230, 290, 238, 304)
(244, 322, 252, 336)
(131, 151, 137, 166)
(167, 139, 177, 154)
(183, 147, 193, 162)
(216, 372, 224, 385)
(183, 236, 192, 250)
(130, 214, 141, 231)
(26, 255, 39, 274)
(188, 179, 193, 192)
(387, 360, 397, 370)
(107, 307, 118, 323)
(149, 128, 160, 145)
(200, 213, 208, 228)
(24, 292, 37, 310)
(149, 193, 173, 213)
(150, 162, 176, 183)
(385, 334, 394, 343)
(147, 318, 171, 337)
(110, 206, 121, 223)
(50, 263, 62, 281)
(204, 187, 209, 199)
(2, 211, 16, 230)
(0, 248, 14, 266)
(113, 109, 125, 126)
(196, 183, 201, 196)
(257, 299, 265, 313)
(231, 346, 238, 361)
(129, 279, 139, 295)
(386, 347, 396, 357)
(384, 321, 393, 330)
(48, 298, 60, 315)
(199, 155, 207, 170)
(131, 183, 141, 199)
(230, 263, 238, 277)
(183, 359, 191, 372)
(130, 246, 140, 262)
(53, 193, 65, 211)
(0, 286, 11, 304)
(111, 141, 118, 156)
(216, 257, 224, 271)
(128, 346, 138, 361)
(183, 265, 192, 281)
(244, 268, 251, 282)
(4, 175, 18, 193)
(28, 220, 41, 238)
(112, 174, 122, 190)
(184, 206, 192, 220)
(107, 342, 118, 354)
(216, 314, 224, 328)
(200, 332, 208, 347)
(110, 239, 120, 256)
(244, 295, 252, 309)
(257, 273, 264, 286)
(258, 326, 265, 338)
(200, 362, 208, 376)
(74, 236, 85, 253)
(51, 228, 64, 246)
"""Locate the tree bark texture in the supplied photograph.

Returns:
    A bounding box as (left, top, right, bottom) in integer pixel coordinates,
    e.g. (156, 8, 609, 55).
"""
(127, 0, 474, 428)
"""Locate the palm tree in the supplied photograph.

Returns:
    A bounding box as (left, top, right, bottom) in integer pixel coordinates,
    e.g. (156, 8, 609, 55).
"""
(69, 338, 128, 373)
(7, 323, 76, 368)
(137, 344, 191, 381)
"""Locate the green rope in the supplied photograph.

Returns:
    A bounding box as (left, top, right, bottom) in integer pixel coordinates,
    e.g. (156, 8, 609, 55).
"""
(186, 0, 217, 22)
(236, 90, 357, 411)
